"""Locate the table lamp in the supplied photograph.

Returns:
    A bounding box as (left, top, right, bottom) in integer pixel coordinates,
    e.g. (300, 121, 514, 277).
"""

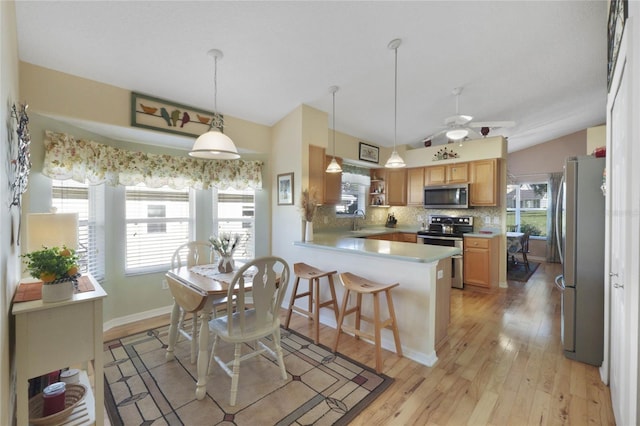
(25, 213, 79, 252)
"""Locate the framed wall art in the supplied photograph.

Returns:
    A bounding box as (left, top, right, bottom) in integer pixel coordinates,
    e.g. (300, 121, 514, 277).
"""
(359, 142, 379, 164)
(131, 92, 222, 138)
(607, 0, 628, 90)
(277, 172, 294, 205)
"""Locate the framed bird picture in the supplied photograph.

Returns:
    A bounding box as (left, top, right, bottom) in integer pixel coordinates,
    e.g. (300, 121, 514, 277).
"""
(130, 92, 222, 138)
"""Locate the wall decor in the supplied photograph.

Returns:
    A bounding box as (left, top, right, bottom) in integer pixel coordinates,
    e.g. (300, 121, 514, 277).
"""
(359, 142, 379, 164)
(9, 103, 31, 245)
(607, 0, 627, 90)
(432, 146, 459, 161)
(131, 92, 222, 138)
(277, 172, 294, 205)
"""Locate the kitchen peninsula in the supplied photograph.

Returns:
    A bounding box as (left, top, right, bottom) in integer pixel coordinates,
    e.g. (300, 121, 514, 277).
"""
(293, 230, 459, 367)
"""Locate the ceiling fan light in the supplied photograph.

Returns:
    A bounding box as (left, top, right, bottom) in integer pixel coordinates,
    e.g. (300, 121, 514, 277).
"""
(326, 157, 342, 173)
(189, 129, 240, 159)
(385, 150, 406, 168)
(446, 128, 469, 140)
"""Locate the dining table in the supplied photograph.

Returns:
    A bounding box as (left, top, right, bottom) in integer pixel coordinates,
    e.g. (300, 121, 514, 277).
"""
(164, 263, 250, 400)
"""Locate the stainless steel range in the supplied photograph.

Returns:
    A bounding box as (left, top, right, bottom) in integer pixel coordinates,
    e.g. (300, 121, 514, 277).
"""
(417, 215, 474, 289)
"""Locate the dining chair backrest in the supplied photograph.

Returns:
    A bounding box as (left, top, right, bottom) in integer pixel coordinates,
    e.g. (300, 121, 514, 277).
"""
(519, 233, 530, 253)
(224, 256, 290, 337)
(171, 241, 215, 269)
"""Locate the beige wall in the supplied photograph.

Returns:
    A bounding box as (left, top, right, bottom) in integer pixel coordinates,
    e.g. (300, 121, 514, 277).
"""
(1, 2, 22, 424)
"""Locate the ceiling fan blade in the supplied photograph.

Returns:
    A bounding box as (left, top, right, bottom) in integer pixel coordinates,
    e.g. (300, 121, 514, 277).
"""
(469, 121, 516, 128)
(444, 114, 473, 126)
(422, 129, 447, 145)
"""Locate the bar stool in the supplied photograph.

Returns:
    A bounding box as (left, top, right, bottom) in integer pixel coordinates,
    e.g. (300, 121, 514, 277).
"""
(284, 262, 340, 344)
(333, 272, 402, 373)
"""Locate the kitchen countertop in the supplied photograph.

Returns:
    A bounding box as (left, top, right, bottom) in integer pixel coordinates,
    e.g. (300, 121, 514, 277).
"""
(294, 228, 460, 263)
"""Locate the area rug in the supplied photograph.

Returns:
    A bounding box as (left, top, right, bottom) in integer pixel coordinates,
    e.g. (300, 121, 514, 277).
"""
(103, 324, 393, 425)
(507, 261, 540, 282)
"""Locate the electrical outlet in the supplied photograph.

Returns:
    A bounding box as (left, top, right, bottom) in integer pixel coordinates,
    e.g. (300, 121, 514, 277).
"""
(493, 217, 500, 224)
(162, 279, 169, 290)
(437, 269, 444, 279)
(484, 216, 491, 224)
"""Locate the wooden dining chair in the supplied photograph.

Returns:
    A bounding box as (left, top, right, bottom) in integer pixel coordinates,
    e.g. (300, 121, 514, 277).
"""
(207, 256, 290, 406)
(171, 241, 224, 363)
(514, 233, 531, 271)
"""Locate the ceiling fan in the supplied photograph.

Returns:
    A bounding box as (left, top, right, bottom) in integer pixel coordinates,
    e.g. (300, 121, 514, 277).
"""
(423, 87, 515, 147)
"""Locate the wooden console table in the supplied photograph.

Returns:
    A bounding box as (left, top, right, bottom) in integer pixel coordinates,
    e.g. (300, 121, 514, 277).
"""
(12, 275, 107, 425)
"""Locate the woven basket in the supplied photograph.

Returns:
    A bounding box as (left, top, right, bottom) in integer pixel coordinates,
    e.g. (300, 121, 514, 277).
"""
(28, 383, 86, 425)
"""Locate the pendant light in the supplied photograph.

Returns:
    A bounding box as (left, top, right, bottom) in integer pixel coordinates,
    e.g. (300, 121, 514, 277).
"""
(326, 85, 342, 173)
(189, 49, 240, 160)
(385, 38, 406, 168)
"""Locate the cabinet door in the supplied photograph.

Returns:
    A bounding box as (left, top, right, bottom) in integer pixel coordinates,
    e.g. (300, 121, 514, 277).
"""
(370, 170, 386, 206)
(407, 167, 425, 206)
(308, 145, 326, 203)
(324, 155, 342, 205)
(447, 162, 469, 183)
(386, 168, 407, 206)
(464, 246, 490, 287)
(400, 232, 418, 243)
(425, 165, 447, 186)
(470, 159, 499, 206)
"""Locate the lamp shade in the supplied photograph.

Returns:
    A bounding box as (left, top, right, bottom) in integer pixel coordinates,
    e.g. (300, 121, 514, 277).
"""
(189, 130, 240, 160)
(26, 213, 79, 252)
(326, 157, 342, 173)
(446, 128, 469, 140)
(385, 150, 406, 168)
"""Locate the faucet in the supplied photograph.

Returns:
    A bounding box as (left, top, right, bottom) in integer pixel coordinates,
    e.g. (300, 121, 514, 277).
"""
(352, 209, 366, 231)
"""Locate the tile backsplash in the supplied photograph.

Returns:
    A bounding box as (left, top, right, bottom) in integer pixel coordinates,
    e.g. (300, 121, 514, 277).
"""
(314, 205, 504, 231)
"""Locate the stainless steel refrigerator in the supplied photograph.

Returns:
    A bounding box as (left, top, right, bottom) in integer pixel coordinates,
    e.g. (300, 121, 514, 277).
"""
(554, 156, 605, 366)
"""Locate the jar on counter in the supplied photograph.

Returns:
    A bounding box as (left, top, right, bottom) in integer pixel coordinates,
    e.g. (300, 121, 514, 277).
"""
(42, 382, 66, 416)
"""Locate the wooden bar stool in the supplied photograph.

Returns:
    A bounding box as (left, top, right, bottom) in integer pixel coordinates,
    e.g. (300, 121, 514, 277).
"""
(284, 262, 340, 344)
(333, 272, 402, 373)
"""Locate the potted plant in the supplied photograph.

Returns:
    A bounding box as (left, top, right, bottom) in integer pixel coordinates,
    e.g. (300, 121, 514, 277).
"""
(22, 246, 80, 302)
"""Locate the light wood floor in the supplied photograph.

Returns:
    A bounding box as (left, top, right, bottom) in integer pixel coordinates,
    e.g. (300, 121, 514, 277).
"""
(103, 261, 616, 425)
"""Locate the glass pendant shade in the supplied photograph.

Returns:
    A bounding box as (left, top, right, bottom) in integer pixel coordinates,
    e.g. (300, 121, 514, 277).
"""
(189, 129, 240, 159)
(385, 150, 406, 168)
(326, 157, 342, 173)
(446, 128, 469, 140)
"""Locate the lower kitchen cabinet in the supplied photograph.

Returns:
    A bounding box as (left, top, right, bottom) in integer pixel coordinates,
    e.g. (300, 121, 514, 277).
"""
(366, 232, 417, 243)
(463, 235, 499, 289)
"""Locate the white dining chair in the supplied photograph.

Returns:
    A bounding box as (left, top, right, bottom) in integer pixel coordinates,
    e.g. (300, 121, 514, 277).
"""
(207, 256, 290, 406)
(171, 241, 227, 363)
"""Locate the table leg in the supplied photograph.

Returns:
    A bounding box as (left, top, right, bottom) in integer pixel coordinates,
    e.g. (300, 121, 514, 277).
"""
(166, 300, 181, 361)
(195, 308, 212, 400)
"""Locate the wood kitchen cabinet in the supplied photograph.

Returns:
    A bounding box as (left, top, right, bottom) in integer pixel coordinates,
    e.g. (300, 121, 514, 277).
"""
(386, 168, 407, 206)
(425, 162, 469, 186)
(369, 171, 388, 207)
(366, 232, 417, 243)
(407, 167, 425, 206)
(470, 158, 500, 206)
(463, 235, 499, 289)
(308, 145, 342, 205)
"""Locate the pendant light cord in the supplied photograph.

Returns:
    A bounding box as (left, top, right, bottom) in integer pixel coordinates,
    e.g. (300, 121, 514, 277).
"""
(393, 45, 398, 151)
(332, 90, 336, 155)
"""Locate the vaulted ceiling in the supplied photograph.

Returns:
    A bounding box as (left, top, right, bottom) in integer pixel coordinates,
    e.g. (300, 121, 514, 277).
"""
(15, 1, 607, 152)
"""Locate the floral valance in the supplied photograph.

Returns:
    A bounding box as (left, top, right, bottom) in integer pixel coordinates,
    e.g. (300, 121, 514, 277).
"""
(42, 131, 262, 190)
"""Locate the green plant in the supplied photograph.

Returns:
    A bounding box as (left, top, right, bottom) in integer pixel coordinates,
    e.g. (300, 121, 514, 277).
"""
(22, 246, 80, 283)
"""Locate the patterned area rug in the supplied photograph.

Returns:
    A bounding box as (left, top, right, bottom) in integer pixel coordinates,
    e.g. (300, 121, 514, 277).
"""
(507, 261, 540, 282)
(104, 325, 392, 425)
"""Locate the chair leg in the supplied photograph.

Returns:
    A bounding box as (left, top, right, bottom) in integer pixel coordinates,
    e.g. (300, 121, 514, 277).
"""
(284, 276, 301, 329)
(313, 278, 320, 344)
(333, 289, 350, 352)
(229, 343, 242, 406)
(385, 289, 403, 357)
(327, 274, 340, 323)
(354, 293, 363, 340)
(373, 292, 383, 373)
(273, 327, 287, 380)
(523, 252, 530, 271)
(207, 334, 219, 375)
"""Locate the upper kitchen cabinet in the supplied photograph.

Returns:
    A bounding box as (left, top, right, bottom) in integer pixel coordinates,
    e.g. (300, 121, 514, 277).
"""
(386, 168, 407, 206)
(425, 162, 469, 186)
(407, 167, 425, 206)
(309, 145, 342, 205)
(470, 158, 500, 206)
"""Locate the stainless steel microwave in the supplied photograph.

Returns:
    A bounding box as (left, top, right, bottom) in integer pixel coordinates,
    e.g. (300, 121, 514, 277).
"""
(423, 184, 469, 209)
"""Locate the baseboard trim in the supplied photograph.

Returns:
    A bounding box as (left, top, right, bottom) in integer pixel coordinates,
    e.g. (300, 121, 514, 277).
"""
(103, 305, 173, 332)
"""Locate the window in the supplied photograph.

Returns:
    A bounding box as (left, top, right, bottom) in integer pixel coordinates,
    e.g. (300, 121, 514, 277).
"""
(213, 188, 255, 260)
(125, 185, 192, 273)
(336, 166, 370, 215)
(51, 179, 106, 282)
(506, 183, 549, 237)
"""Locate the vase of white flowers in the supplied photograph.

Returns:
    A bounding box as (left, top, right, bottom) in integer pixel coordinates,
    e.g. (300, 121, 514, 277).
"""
(300, 188, 318, 242)
(209, 233, 242, 273)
